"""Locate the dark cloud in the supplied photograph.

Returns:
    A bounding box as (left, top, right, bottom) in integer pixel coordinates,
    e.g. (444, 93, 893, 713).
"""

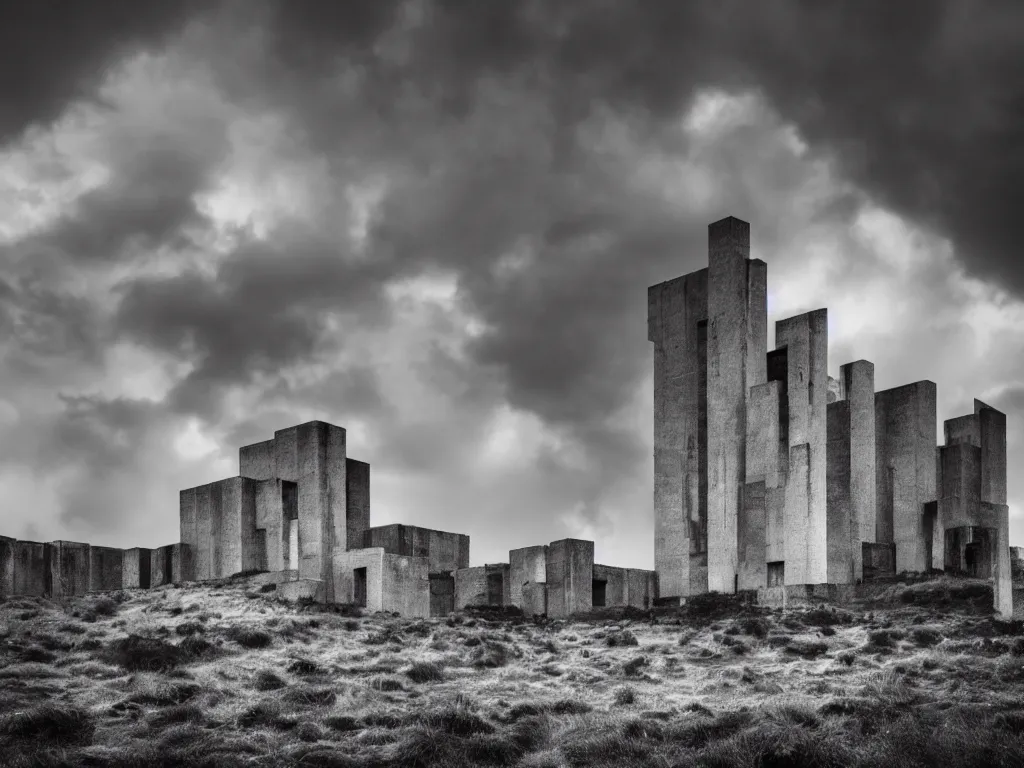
(0, 0, 207, 145)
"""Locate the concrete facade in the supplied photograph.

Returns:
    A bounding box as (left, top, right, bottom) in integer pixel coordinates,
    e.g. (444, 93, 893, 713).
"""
(333, 548, 430, 617)
(88, 546, 124, 592)
(47, 540, 91, 600)
(0, 535, 15, 599)
(363, 524, 469, 573)
(123, 548, 152, 589)
(454, 564, 510, 610)
(509, 545, 547, 609)
(649, 216, 1013, 617)
(546, 539, 594, 618)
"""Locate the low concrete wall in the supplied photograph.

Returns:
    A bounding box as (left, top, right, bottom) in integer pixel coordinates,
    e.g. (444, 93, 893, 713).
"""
(334, 548, 386, 611)
(521, 581, 547, 617)
(123, 548, 152, 589)
(0, 536, 15, 598)
(88, 546, 124, 592)
(546, 539, 593, 618)
(509, 545, 547, 609)
(382, 553, 429, 618)
(13, 540, 48, 596)
(278, 579, 326, 603)
(364, 524, 470, 573)
(48, 541, 91, 600)
(593, 564, 627, 607)
(455, 564, 510, 609)
(625, 568, 658, 609)
(429, 572, 455, 617)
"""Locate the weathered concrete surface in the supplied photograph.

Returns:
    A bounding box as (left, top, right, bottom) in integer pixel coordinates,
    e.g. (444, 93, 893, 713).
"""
(47, 541, 91, 600)
(239, 439, 275, 480)
(333, 548, 429, 616)
(254, 479, 286, 573)
(994, 504, 1013, 618)
(624, 568, 658, 609)
(707, 217, 762, 594)
(546, 539, 593, 618)
(746, 381, 781, 489)
(649, 264, 708, 599)
(939, 442, 982, 529)
(179, 488, 197, 578)
(978, 401, 1007, 507)
(221, 476, 258, 577)
(122, 548, 152, 589)
(592, 564, 626, 607)
(296, 422, 347, 600)
(150, 545, 174, 588)
(509, 545, 547, 609)
(738, 481, 767, 590)
(364, 524, 470, 573)
(0, 536, 15, 598)
(346, 459, 371, 555)
(757, 583, 854, 608)
(429, 573, 455, 617)
(278, 579, 326, 604)
(170, 543, 192, 583)
(13, 540, 47, 596)
(945, 415, 981, 448)
(827, 400, 854, 584)
(521, 581, 547, 616)
(334, 548, 385, 611)
(776, 309, 828, 586)
(88, 546, 124, 591)
(862, 542, 896, 581)
(874, 381, 937, 573)
(844, 361, 877, 580)
(454, 564, 510, 609)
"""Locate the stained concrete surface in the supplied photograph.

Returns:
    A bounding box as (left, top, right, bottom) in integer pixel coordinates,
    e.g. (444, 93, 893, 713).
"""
(509, 545, 547, 609)
(364, 524, 469, 573)
(89, 546, 124, 592)
(546, 539, 593, 618)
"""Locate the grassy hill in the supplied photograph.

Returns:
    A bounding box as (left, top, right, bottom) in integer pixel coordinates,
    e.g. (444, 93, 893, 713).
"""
(1, 574, 1023, 767)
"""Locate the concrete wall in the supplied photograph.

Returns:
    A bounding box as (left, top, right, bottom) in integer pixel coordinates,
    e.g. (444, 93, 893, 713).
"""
(179, 488, 197, 579)
(845, 361, 877, 579)
(334, 548, 385, 612)
(255, 479, 287, 572)
(12, 540, 47, 596)
(738, 481, 767, 589)
(625, 568, 658, 609)
(509, 545, 547, 608)
(363, 524, 470, 573)
(776, 309, 828, 586)
(0, 536, 14, 598)
(47, 541, 90, 600)
(381, 553, 430, 618)
(592, 564, 627, 607)
(546, 539, 593, 618)
(454, 564, 510, 609)
(88, 546, 124, 591)
(706, 217, 764, 593)
(874, 381, 937, 574)
(123, 547, 151, 589)
(862, 542, 896, 581)
(239, 439, 275, 480)
(649, 266, 707, 599)
(429, 573, 455, 617)
(826, 400, 853, 584)
(740, 379, 781, 590)
(521, 581, 547, 617)
(150, 545, 174, 588)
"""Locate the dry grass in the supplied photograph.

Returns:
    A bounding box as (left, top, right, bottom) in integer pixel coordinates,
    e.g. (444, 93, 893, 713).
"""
(0, 574, 1021, 766)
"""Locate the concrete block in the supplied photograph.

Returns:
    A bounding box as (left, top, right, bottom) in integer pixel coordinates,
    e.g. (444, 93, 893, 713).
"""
(363, 524, 470, 573)
(874, 381, 937, 573)
(170, 543, 192, 583)
(122, 548, 152, 589)
(47, 541, 91, 600)
(150, 545, 175, 588)
(429, 572, 455, 617)
(546, 539, 593, 618)
(334, 548, 386, 611)
(765, 485, 785, 564)
(945, 415, 980, 447)
(220, 476, 258, 577)
(649, 267, 708, 599)
(746, 381, 780, 488)
(278, 579, 326, 604)
(88, 546, 124, 591)
(826, 400, 854, 584)
(255, 479, 286, 573)
(738, 481, 767, 590)
(179, 488, 197, 575)
(0, 536, 15, 599)
(346, 459, 371, 554)
(239, 439, 275, 480)
(1013, 588, 1024, 621)
(624, 568, 658, 609)
(521, 581, 547, 617)
(978, 402, 1007, 505)
(938, 443, 982, 529)
(381, 553, 429, 617)
(862, 542, 896, 581)
(13, 540, 48, 596)
(757, 583, 854, 609)
(844, 360, 876, 578)
(994, 503, 1012, 618)
(455, 563, 509, 609)
(592, 564, 627, 607)
(509, 545, 547, 608)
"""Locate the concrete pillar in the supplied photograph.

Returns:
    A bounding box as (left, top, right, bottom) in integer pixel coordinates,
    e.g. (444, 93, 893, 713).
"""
(220, 477, 258, 577)
(776, 309, 828, 585)
(845, 361, 877, 578)
(88, 546, 124, 591)
(545, 539, 593, 618)
(707, 216, 762, 594)
(0, 536, 14, 599)
(875, 381, 937, 573)
(13, 541, 47, 596)
(255, 479, 286, 572)
(239, 439, 275, 480)
(826, 400, 853, 583)
(47, 541, 91, 600)
(649, 268, 708, 598)
(978, 401, 1007, 506)
(179, 488, 198, 579)
(333, 548, 385, 612)
(346, 459, 371, 554)
(509, 545, 547, 608)
(122, 548, 151, 589)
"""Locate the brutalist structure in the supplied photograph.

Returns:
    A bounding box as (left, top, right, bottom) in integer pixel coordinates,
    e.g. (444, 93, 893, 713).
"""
(649, 215, 1013, 616)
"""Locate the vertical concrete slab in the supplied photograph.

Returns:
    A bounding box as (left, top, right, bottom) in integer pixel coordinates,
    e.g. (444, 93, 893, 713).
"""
(429, 573, 455, 616)
(170, 543, 192, 583)
(826, 401, 854, 584)
(333, 548, 384, 611)
(273, 426, 299, 482)
(624, 569, 658, 609)
(994, 503, 1013, 617)
(592, 564, 627, 607)
(649, 266, 708, 599)
(546, 539, 594, 618)
(220, 477, 258, 577)
(13, 541, 48, 596)
(0, 536, 14, 599)
(381, 553, 429, 617)
(48, 541, 91, 600)
(509, 545, 547, 608)
(294, 422, 347, 601)
(945, 415, 981, 447)
(255, 479, 286, 573)
(239, 439, 275, 480)
(844, 361, 877, 579)
(706, 216, 755, 593)
(454, 566, 487, 609)
(122, 548, 152, 589)
(150, 546, 168, 588)
(179, 488, 197, 579)
(776, 309, 828, 585)
(738, 481, 767, 590)
(346, 459, 370, 554)
(875, 381, 937, 573)
(88, 546, 124, 591)
(521, 581, 547, 617)
(765, 486, 786, 564)
(746, 258, 768, 392)
(977, 402, 1007, 506)
(746, 381, 780, 488)
(193, 482, 215, 581)
(938, 442, 982, 529)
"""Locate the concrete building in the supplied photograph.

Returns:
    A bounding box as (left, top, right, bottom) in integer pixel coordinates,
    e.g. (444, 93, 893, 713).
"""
(650, 216, 1014, 616)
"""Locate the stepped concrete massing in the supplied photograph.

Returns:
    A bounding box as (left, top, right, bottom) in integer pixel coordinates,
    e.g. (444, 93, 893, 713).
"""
(650, 216, 1013, 617)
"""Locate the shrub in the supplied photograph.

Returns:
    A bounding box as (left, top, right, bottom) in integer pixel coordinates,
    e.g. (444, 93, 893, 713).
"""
(225, 626, 272, 649)
(323, 715, 362, 732)
(178, 635, 215, 660)
(785, 640, 829, 660)
(175, 621, 205, 637)
(406, 661, 445, 683)
(0, 704, 94, 747)
(19, 645, 57, 664)
(606, 630, 639, 648)
(614, 686, 637, 705)
(253, 670, 288, 691)
(911, 627, 942, 647)
(287, 658, 322, 676)
(369, 675, 406, 692)
(282, 686, 337, 707)
(740, 617, 771, 638)
(419, 705, 495, 736)
(259, 583, 277, 593)
(471, 641, 510, 668)
(623, 656, 648, 676)
(91, 597, 118, 617)
(102, 634, 183, 672)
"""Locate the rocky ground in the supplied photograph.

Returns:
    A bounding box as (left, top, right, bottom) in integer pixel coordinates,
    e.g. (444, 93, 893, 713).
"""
(1, 574, 1023, 767)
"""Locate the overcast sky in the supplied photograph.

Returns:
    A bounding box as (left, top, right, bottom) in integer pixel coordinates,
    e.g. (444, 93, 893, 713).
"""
(1, 1, 1023, 568)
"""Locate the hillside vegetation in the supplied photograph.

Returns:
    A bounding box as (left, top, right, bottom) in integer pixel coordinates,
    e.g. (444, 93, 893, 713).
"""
(1, 575, 1023, 767)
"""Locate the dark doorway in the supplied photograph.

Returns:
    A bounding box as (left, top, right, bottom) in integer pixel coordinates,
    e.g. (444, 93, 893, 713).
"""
(255, 529, 268, 572)
(353, 567, 367, 607)
(282, 481, 298, 520)
(767, 561, 785, 587)
(592, 579, 607, 607)
(429, 573, 455, 617)
(487, 572, 504, 606)
(163, 547, 173, 585)
(965, 542, 982, 578)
